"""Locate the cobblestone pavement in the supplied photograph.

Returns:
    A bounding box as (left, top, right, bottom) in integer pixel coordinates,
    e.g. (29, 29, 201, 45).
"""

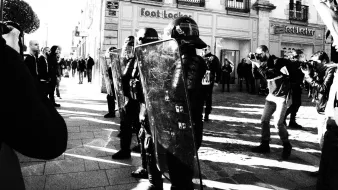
(19, 78, 320, 190)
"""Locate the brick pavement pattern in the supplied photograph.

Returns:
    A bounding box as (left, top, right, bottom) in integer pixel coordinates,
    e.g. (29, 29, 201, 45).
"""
(19, 78, 319, 190)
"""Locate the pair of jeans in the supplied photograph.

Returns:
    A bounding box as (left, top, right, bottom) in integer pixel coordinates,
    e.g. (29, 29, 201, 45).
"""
(201, 84, 214, 116)
(78, 72, 83, 84)
(261, 94, 289, 143)
(87, 69, 92, 82)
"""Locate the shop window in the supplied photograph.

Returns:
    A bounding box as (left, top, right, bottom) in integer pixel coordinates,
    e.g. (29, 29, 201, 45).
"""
(225, 0, 250, 13)
(177, 0, 205, 7)
(289, 0, 308, 22)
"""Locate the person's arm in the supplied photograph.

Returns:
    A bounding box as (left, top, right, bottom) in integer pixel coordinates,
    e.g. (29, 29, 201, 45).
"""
(213, 55, 221, 83)
(313, 0, 338, 45)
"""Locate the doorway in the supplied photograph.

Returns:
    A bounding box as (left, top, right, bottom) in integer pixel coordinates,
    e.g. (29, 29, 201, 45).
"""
(220, 49, 240, 84)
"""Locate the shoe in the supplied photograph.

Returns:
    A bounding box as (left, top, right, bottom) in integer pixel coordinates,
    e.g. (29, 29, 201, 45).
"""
(204, 115, 209, 122)
(104, 112, 116, 118)
(111, 150, 131, 159)
(252, 141, 270, 153)
(131, 144, 141, 153)
(145, 183, 163, 190)
(288, 121, 302, 129)
(308, 170, 319, 177)
(131, 167, 148, 179)
(54, 103, 61, 107)
(282, 142, 292, 160)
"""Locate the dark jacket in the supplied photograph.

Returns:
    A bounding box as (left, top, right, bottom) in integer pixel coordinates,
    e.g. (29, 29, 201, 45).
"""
(78, 60, 86, 72)
(47, 55, 58, 83)
(87, 57, 95, 70)
(0, 37, 68, 189)
(203, 53, 221, 83)
(71, 60, 78, 69)
(256, 55, 292, 97)
(24, 53, 38, 79)
(38, 55, 50, 81)
(305, 65, 336, 113)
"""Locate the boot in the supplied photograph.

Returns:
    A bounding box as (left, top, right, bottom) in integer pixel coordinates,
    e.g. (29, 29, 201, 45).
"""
(251, 140, 270, 153)
(282, 142, 292, 160)
(111, 149, 131, 159)
(288, 119, 302, 129)
(104, 95, 116, 118)
(204, 114, 209, 122)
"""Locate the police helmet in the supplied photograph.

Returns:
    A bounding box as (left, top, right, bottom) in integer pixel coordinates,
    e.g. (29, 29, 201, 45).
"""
(163, 16, 206, 49)
(136, 28, 159, 45)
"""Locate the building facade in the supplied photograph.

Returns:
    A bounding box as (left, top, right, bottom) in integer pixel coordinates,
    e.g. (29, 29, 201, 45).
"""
(74, 0, 328, 90)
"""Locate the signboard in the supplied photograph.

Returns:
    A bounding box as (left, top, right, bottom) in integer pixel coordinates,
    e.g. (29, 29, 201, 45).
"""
(108, 10, 117, 16)
(140, 8, 193, 19)
(273, 25, 315, 36)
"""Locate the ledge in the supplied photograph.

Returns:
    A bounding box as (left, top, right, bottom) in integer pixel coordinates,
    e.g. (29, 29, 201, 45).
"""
(252, 0, 276, 12)
(226, 9, 250, 17)
(177, 4, 206, 11)
(130, 0, 164, 7)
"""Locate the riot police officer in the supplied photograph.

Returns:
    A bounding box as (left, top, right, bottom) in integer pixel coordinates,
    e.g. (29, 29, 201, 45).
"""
(145, 16, 207, 190)
(111, 36, 140, 159)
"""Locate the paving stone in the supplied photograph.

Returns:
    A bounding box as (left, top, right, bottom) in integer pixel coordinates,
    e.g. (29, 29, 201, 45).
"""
(106, 167, 138, 185)
(80, 125, 106, 132)
(94, 131, 114, 139)
(24, 175, 46, 190)
(255, 168, 299, 190)
(67, 139, 83, 149)
(98, 156, 137, 170)
(82, 187, 106, 190)
(44, 159, 85, 175)
(21, 162, 45, 176)
(278, 170, 317, 187)
(69, 132, 94, 140)
(45, 170, 109, 190)
(68, 126, 80, 132)
(84, 159, 100, 171)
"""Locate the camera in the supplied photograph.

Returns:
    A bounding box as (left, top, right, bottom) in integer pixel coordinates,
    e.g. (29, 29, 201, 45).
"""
(248, 52, 257, 60)
(300, 60, 314, 73)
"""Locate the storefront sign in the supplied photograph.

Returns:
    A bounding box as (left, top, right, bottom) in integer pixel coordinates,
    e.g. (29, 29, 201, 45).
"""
(140, 8, 192, 19)
(274, 25, 315, 36)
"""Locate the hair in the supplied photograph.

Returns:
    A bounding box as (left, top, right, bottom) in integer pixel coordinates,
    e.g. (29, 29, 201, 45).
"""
(241, 58, 246, 63)
(258, 45, 269, 53)
(311, 51, 329, 63)
(42, 47, 49, 53)
(50, 45, 60, 56)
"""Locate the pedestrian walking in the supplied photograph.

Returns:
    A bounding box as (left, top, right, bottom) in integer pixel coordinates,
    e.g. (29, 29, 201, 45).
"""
(221, 58, 233, 92)
(86, 54, 94, 83)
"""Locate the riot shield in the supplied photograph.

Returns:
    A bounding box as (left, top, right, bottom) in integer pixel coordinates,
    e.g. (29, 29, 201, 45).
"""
(109, 49, 125, 110)
(135, 39, 203, 189)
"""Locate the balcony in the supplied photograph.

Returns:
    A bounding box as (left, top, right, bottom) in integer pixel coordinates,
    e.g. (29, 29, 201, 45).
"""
(225, 0, 250, 13)
(289, 3, 308, 23)
(131, 0, 163, 6)
(177, 0, 205, 7)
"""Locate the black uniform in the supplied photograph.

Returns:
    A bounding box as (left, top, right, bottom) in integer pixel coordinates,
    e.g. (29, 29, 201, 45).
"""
(201, 52, 220, 120)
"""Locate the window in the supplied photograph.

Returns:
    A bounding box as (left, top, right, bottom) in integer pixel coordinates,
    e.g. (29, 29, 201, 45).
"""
(177, 0, 205, 7)
(225, 0, 250, 13)
(289, 0, 308, 22)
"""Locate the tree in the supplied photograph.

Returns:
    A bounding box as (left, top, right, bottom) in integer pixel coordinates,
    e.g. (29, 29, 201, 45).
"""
(3, 0, 40, 34)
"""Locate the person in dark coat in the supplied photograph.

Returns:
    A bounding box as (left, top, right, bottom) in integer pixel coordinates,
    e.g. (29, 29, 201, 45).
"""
(71, 58, 78, 78)
(1, 25, 67, 190)
(47, 46, 62, 107)
(221, 58, 233, 92)
(37, 47, 50, 96)
(24, 40, 40, 80)
(237, 58, 250, 92)
(86, 54, 95, 83)
(201, 45, 220, 121)
(78, 58, 85, 84)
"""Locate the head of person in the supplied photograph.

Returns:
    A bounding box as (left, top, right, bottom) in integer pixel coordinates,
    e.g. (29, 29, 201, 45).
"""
(42, 47, 50, 57)
(203, 45, 211, 55)
(121, 36, 134, 59)
(241, 58, 247, 64)
(163, 16, 206, 49)
(309, 51, 330, 71)
(290, 49, 306, 62)
(136, 27, 159, 45)
(255, 45, 270, 62)
(29, 40, 40, 55)
(2, 21, 25, 55)
(50, 45, 61, 59)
